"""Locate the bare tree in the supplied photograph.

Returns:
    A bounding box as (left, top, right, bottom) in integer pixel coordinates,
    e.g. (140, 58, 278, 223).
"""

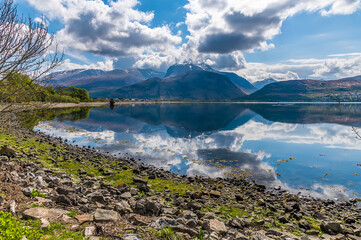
(352, 127, 361, 141)
(0, 0, 63, 112)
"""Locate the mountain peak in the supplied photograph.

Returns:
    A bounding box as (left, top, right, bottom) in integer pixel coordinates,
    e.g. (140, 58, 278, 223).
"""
(164, 63, 215, 77)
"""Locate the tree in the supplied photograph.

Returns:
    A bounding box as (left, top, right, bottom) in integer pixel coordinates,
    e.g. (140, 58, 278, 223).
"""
(0, 0, 63, 112)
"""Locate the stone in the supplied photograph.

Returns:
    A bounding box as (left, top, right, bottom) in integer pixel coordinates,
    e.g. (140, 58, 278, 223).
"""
(75, 214, 94, 224)
(114, 200, 133, 214)
(305, 229, 319, 235)
(56, 186, 75, 195)
(94, 209, 120, 222)
(0, 145, 16, 158)
(10, 200, 16, 214)
(84, 226, 96, 237)
(134, 199, 162, 216)
(0, 156, 9, 161)
(54, 195, 72, 206)
(23, 187, 34, 197)
(299, 219, 311, 230)
(120, 192, 132, 199)
(151, 217, 179, 229)
(182, 210, 197, 220)
(123, 234, 142, 240)
(203, 219, 227, 234)
(257, 199, 266, 206)
(40, 218, 50, 229)
(133, 177, 148, 184)
(23, 207, 68, 221)
(210, 190, 221, 198)
(88, 192, 106, 204)
(172, 225, 198, 236)
(186, 219, 197, 228)
(320, 222, 344, 235)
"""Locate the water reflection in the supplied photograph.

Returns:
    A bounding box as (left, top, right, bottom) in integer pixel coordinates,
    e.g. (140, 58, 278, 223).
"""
(34, 103, 361, 200)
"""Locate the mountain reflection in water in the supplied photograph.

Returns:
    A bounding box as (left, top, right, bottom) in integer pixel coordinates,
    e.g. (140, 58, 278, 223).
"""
(34, 103, 361, 201)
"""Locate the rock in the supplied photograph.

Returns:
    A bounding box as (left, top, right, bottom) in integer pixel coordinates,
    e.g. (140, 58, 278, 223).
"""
(344, 216, 356, 224)
(120, 192, 132, 199)
(123, 234, 142, 240)
(172, 225, 199, 237)
(203, 219, 227, 234)
(0, 156, 9, 161)
(78, 169, 87, 175)
(266, 229, 283, 236)
(151, 217, 179, 229)
(133, 177, 148, 184)
(88, 192, 106, 204)
(210, 190, 221, 198)
(253, 232, 272, 240)
(23, 207, 68, 220)
(40, 218, 50, 229)
(305, 229, 319, 235)
(114, 200, 133, 214)
(34, 176, 48, 189)
(299, 219, 311, 230)
(134, 199, 162, 216)
(56, 186, 75, 195)
(186, 219, 197, 228)
(0, 145, 16, 158)
(84, 226, 96, 237)
(94, 209, 120, 222)
(10, 200, 16, 214)
(257, 199, 266, 206)
(320, 222, 344, 235)
(181, 210, 197, 220)
(54, 194, 74, 206)
(75, 214, 94, 224)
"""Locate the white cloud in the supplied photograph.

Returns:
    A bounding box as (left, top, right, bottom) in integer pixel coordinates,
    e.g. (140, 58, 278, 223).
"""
(58, 59, 114, 71)
(26, 0, 182, 59)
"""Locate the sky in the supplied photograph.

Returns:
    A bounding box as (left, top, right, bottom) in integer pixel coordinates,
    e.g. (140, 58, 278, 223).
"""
(16, 0, 361, 82)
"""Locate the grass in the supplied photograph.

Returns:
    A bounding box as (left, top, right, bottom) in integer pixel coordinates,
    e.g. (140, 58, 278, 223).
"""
(0, 211, 84, 240)
(31, 189, 47, 198)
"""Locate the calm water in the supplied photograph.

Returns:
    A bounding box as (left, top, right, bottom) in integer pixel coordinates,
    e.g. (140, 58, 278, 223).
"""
(34, 103, 361, 200)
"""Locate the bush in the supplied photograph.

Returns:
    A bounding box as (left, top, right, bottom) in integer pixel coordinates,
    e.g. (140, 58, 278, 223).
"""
(0, 211, 41, 240)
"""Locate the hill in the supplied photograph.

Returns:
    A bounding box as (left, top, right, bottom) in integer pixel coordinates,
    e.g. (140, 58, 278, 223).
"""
(220, 72, 257, 94)
(113, 71, 247, 100)
(164, 64, 255, 94)
(253, 78, 277, 89)
(245, 77, 361, 101)
(50, 68, 165, 98)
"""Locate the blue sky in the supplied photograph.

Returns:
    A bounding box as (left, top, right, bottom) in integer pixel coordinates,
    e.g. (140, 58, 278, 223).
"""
(16, 0, 361, 82)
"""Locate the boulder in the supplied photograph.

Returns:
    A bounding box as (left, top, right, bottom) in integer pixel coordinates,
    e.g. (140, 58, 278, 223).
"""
(75, 214, 94, 224)
(114, 200, 133, 214)
(203, 219, 227, 234)
(94, 209, 120, 222)
(320, 222, 344, 235)
(23, 207, 68, 221)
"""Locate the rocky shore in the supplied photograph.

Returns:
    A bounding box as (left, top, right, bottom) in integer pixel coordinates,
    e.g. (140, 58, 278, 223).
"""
(0, 113, 361, 240)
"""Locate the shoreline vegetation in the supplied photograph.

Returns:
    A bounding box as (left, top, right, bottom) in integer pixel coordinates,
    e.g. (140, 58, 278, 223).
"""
(3, 100, 361, 113)
(0, 112, 361, 240)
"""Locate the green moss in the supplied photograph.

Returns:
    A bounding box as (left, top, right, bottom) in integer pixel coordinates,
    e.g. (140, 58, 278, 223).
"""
(148, 178, 197, 195)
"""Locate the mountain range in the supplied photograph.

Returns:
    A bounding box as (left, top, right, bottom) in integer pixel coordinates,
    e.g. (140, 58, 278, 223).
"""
(51, 64, 361, 101)
(50, 68, 165, 98)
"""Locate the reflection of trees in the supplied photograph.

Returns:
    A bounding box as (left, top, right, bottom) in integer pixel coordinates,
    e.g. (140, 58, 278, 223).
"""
(18, 107, 91, 129)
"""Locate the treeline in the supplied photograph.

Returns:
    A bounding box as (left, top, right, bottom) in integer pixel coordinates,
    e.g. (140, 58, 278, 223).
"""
(0, 73, 90, 103)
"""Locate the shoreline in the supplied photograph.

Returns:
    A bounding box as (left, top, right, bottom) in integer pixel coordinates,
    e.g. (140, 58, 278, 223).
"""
(3, 100, 361, 113)
(1, 113, 361, 239)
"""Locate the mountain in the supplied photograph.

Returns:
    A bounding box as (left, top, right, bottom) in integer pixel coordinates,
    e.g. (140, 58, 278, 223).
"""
(164, 63, 215, 77)
(253, 78, 277, 89)
(50, 68, 165, 98)
(164, 63, 256, 94)
(113, 71, 247, 100)
(245, 77, 361, 101)
(220, 72, 257, 94)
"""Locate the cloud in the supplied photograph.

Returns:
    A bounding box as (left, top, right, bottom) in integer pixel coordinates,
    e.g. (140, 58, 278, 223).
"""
(184, 0, 361, 56)
(26, 0, 182, 58)
(58, 59, 114, 71)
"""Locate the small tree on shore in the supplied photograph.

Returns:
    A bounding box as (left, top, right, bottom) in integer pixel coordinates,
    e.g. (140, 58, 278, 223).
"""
(0, 0, 63, 112)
